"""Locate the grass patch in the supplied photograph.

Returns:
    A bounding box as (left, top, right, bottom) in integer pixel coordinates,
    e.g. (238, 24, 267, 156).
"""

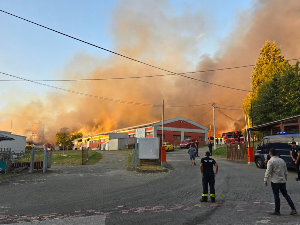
(51, 150, 82, 165)
(212, 146, 227, 158)
(212, 142, 260, 159)
(139, 164, 165, 170)
(20, 150, 102, 166)
(84, 152, 102, 165)
(125, 149, 166, 171)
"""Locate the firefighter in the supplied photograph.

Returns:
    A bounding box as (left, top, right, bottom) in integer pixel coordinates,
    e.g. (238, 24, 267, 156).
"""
(200, 151, 218, 202)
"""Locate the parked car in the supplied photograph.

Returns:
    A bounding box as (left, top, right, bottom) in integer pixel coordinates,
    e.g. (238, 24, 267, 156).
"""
(180, 139, 197, 149)
(255, 133, 300, 169)
(163, 142, 174, 151)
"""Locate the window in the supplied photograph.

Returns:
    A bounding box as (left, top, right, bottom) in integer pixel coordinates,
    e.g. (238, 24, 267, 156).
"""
(146, 132, 153, 136)
(199, 137, 205, 141)
(184, 136, 191, 140)
(173, 135, 181, 140)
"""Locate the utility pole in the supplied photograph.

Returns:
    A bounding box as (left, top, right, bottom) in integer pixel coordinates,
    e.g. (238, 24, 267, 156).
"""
(251, 103, 254, 148)
(162, 99, 164, 147)
(212, 102, 216, 150)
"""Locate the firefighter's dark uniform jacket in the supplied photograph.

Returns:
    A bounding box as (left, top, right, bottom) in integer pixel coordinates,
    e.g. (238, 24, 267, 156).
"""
(201, 156, 216, 200)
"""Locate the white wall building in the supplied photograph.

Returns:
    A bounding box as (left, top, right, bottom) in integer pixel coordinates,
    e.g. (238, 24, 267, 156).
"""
(0, 131, 26, 153)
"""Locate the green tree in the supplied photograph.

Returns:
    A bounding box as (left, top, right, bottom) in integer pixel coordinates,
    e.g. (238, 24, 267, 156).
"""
(55, 129, 83, 149)
(278, 62, 300, 118)
(70, 130, 83, 141)
(243, 40, 291, 125)
(249, 62, 300, 125)
(55, 131, 70, 148)
(251, 40, 286, 93)
(251, 74, 283, 125)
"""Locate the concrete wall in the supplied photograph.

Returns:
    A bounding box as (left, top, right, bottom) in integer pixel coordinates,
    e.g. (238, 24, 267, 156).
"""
(109, 139, 118, 151)
(108, 138, 135, 150)
(0, 131, 26, 153)
(109, 133, 128, 140)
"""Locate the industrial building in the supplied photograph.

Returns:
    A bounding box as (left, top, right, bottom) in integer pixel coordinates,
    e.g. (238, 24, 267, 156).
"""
(73, 116, 208, 150)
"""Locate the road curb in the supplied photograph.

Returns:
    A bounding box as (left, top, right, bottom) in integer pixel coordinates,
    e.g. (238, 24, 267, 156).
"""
(135, 167, 170, 173)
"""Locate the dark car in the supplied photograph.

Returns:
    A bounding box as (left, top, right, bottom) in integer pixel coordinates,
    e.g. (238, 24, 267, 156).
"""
(255, 133, 300, 169)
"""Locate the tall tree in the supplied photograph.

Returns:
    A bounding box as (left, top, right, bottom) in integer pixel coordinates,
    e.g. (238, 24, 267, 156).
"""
(243, 40, 290, 125)
(248, 62, 300, 125)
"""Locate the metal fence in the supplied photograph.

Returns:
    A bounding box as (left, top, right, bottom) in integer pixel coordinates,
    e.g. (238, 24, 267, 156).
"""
(0, 147, 52, 173)
(82, 148, 89, 165)
(0, 148, 29, 173)
(226, 142, 248, 161)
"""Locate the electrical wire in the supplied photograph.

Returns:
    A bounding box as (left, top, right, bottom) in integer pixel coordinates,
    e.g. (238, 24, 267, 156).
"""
(0, 71, 161, 107)
(2, 10, 300, 96)
(216, 108, 241, 122)
(2, 10, 300, 92)
(166, 103, 212, 108)
(0, 70, 232, 108)
(215, 107, 242, 111)
(1, 55, 300, 82)
(192, 108, 212, 121)
(0, 9, 255, 92)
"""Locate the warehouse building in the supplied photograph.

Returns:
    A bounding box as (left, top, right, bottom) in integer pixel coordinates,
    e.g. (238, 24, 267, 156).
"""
(73, 116, 208, 150)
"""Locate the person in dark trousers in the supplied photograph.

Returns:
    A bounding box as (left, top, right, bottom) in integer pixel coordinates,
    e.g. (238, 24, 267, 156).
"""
(208, 142, 213, 156)
(195, 140, 199, 157)
(264, 148, 297, 216)
(200, 151, 218, 202)
(188, 145, 197, 166)
(290, 141, 300, 181)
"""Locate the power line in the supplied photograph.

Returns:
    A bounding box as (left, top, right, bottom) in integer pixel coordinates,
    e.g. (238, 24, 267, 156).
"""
(1, 56, 300, 82)
(216, 108, 241, 122)
(0, 64, 263, 82)
(166, 103, 211, 108)
(192, 108, 212, 121)
(0, 70, 233, 108)
(0, 71, 160, 107)
(0, 9, 253, 92)
(2, 11, 299, 93)
(0, 74, 251, 91)
(0, 10, 186, 80)
(215, 107, 242, 111)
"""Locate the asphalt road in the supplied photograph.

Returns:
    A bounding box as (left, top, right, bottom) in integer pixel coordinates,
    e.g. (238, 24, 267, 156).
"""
(1, 146, 300, 225)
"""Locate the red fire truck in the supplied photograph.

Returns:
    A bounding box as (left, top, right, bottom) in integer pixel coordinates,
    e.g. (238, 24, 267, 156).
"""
(222, 131, 244, 143)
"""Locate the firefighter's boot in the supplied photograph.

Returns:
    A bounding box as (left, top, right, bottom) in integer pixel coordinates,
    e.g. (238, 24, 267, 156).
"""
(210, 194, 215, 203)
(200, 194, 208, 202)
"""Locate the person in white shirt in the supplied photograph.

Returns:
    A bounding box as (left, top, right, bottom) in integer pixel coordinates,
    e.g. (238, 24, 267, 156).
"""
(264, 148, 297, 216)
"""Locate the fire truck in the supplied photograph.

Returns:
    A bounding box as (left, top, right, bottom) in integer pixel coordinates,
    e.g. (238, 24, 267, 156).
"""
(222, 131, 244, 143)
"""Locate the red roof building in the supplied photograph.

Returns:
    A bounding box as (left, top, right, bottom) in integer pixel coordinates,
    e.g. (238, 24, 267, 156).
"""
(80, 117, 208, 148)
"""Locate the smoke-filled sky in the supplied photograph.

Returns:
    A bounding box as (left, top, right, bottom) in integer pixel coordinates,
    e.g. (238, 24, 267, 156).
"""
(1, 0, 300, 142)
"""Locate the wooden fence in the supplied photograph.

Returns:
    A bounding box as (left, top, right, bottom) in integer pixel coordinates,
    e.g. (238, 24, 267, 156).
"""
(226, 142, 248, 161)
